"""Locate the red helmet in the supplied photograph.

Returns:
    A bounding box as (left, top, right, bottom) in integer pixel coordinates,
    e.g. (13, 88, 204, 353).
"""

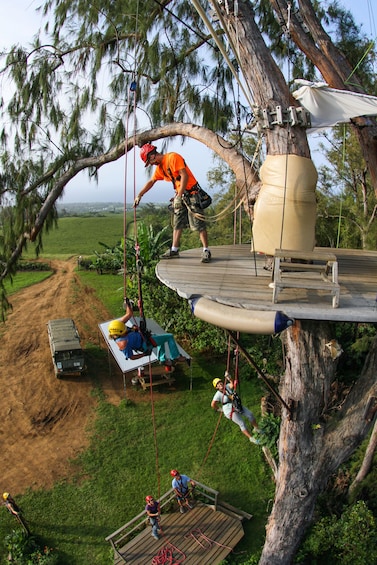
(170, 469, 179, 477)
(140, 143, 157, 167)
(145, 495, 154, 502)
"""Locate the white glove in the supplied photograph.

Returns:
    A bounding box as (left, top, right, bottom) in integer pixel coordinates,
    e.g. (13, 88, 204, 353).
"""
(133, 196, 141, 207)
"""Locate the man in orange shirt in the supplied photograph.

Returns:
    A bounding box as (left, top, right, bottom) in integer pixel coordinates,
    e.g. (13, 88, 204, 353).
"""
(134, 144, 211, 263)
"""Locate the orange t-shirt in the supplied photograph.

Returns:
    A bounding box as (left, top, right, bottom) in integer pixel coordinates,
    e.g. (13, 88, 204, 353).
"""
(152, 152, 198, 193)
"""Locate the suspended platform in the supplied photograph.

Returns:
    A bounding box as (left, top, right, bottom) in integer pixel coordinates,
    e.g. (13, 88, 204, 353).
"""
(155, 245, 377, 328)
(106, 481, 250, 565)
(98, 318, 190, 393)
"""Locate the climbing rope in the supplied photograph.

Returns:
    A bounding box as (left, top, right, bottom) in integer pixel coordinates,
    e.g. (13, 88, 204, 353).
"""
(151, 542, 186, 564)
(185, 528, 233, 551)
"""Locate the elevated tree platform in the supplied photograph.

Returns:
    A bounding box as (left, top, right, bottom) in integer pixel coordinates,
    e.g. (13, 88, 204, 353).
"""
(156, 245, 377, 325)
(106, 482, 251, 565)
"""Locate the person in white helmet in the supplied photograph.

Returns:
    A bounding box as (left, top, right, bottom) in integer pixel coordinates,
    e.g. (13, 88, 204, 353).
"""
(134, 144, 212, 264)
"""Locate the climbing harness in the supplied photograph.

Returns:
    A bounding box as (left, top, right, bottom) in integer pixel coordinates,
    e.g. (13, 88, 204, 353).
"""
(227, 330, 293, 416)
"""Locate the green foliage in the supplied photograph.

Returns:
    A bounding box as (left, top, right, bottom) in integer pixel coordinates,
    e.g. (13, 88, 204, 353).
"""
(3, 530, 59, 565)
(332, 322, 377, 384)
(317, 126, 377, 250)
(256, 413, 281, 460)
(296, 500, 377, 565)
(16, 262, 51, 272)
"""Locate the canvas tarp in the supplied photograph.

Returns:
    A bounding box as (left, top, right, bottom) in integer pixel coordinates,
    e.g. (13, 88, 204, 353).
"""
(292, 80, 377, 129)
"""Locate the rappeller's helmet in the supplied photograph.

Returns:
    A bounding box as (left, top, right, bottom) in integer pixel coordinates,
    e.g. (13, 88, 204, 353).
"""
(212, 378, 222, 388)
(108, 320, 126, 337)
(145, 495, 154, 503)
(140, 143, 157, 167)
(2, 493, 10, 501)
(170, 469, 179, 477)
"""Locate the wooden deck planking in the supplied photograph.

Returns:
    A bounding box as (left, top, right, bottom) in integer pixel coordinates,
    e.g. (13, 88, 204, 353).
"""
(156, 245, 377, 324)
(114, 503, 244, 565)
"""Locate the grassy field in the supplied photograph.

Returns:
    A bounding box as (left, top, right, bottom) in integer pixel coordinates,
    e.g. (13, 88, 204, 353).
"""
(0, 215, 274, 564)
(3, 271, 53, 295)
(23, 213, 126, 259)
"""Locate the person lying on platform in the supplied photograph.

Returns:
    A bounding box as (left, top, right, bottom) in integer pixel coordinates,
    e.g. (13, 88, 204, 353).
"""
(211, 372, 261, 444)
(145, 495, 161, 540)
(108, 302, 189, 366)
(170, 469, 196, 513)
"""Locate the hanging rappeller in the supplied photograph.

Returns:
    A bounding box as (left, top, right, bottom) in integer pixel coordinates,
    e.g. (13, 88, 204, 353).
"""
(211, 372, 261, 444)
(108, 300, 189, 366)
(134, 144, 212, 263)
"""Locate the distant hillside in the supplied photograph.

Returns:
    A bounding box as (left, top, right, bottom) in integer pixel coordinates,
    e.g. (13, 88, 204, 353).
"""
(56, 202, 125, 215)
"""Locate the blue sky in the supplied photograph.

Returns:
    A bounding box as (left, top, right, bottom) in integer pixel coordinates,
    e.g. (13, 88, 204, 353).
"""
(0, 0, 375, 203)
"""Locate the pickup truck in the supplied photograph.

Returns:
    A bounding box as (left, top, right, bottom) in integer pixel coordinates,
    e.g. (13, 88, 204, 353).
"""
(47, 318, 86, 378)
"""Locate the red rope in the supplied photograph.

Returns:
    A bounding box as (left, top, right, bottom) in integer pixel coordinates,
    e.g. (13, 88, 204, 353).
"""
(185, 528, 233, 551)
(151, 542, 186, 564)
(149, 363, 161, 500)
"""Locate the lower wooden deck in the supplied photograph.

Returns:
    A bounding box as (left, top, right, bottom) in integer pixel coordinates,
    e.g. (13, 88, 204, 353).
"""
(156, 245, 377, 324)
(113, 503, 244, 565)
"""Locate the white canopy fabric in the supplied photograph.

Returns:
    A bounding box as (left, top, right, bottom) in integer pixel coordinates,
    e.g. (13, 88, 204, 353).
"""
(292, 80, 377, 129)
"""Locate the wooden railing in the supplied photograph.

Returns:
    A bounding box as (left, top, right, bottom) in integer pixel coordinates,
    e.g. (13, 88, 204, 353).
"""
(271, 248, 340, 308)
(105, 480, 219, 559)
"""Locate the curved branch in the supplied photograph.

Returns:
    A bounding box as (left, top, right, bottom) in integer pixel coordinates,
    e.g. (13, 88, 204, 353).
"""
(1, 123, 259, 284)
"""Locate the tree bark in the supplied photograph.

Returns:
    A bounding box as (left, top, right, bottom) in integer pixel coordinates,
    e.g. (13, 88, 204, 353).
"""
(218, 1, 311, 158)
(259, 321, 377, 565)
(349, 417, 377, 496)
(274, 0, 377, 195)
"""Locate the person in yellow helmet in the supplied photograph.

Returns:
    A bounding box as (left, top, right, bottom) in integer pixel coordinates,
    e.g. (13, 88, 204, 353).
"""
(108, 301, 189, 365)
(2, 493, 20, 515)
(2, 492, 30, 534)
(211, 372, 261, 444)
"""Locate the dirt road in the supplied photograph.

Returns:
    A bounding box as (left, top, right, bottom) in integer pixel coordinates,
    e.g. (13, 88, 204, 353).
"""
(0, 259, 123, 494)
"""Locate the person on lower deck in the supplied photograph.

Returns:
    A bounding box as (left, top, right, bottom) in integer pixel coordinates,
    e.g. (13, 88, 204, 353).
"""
(145, 495, 161, 540)
(170, 469, 196, 513)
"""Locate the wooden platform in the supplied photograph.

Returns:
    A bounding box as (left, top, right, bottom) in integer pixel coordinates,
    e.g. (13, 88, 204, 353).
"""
(110, 502, 244, 565)
(156, 245, 377, 324)
(106, 483, 249, 565)
(130, 365, 176, 390)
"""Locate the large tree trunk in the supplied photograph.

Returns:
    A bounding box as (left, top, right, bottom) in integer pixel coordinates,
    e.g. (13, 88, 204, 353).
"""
(273, 0, 377, 195)
(259, 321, 377, 565)
(219, 1, 311, 158)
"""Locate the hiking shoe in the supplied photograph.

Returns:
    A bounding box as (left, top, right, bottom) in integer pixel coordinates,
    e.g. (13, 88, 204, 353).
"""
(201, 249, 211, 263)
(186, 502, 193, 509)
(179, 507, 185, 513)
(151, 533, 160, 540)
(161, 249, 179, 259)
(249, 436, 260, 445)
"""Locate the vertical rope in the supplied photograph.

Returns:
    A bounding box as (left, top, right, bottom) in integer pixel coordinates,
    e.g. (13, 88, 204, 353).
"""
(278, 2, 293, 250)
(123, 84, 133, 303)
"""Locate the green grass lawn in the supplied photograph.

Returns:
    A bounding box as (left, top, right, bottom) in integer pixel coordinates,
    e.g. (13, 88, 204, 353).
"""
(23, 214, 126, 259)
(0, 366, 273, 564)
(3, 271, 53, 295)
(0, 216, 275, 564)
